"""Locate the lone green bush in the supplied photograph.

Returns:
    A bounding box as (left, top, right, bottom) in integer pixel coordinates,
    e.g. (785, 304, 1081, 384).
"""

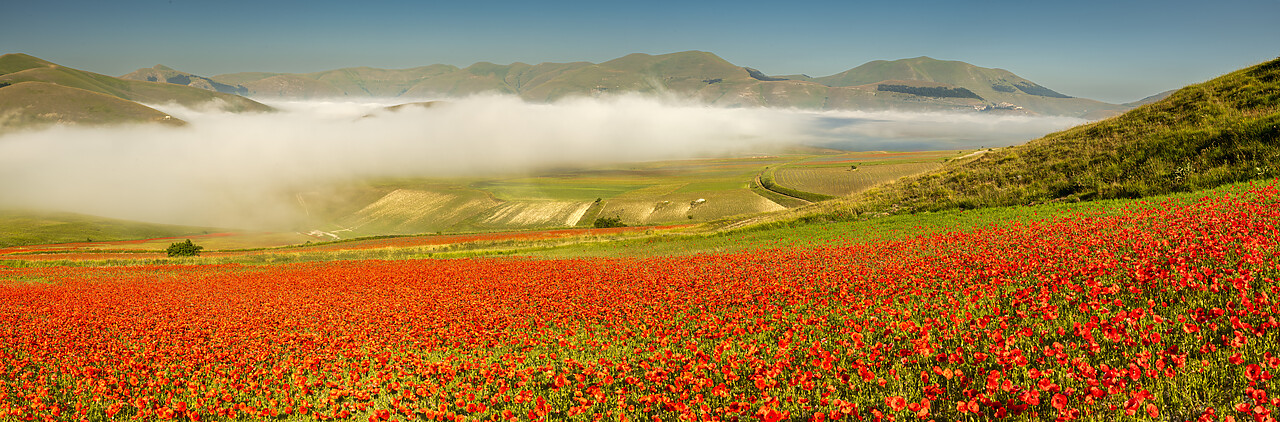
(593, 216, 626, 228)
(166, 239, 203, 257)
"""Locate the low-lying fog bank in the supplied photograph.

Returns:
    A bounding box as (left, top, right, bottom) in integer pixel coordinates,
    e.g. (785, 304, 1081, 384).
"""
(0, 94, 1085, 228)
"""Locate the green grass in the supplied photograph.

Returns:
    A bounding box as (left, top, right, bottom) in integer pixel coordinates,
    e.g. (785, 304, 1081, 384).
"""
(775, 162, 944, 197)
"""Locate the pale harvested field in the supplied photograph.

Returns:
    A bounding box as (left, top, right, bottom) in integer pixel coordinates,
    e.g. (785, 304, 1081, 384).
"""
(344, 189, 501, 234)
(476, 201, 595, 228)
(599, 189, 784, 225)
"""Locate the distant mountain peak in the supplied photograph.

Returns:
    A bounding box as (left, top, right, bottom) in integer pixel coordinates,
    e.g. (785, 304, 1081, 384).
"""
(812, 56, 1076, 102)
(121, 65, 249, 96)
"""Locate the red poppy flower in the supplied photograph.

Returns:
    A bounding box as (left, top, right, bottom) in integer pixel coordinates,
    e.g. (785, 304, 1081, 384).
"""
(885, 396, 907, 412)
(1052, 394, 1069, 411)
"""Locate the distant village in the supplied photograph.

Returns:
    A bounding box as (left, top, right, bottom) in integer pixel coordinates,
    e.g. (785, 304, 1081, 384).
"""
(974, 102, 1024, 111)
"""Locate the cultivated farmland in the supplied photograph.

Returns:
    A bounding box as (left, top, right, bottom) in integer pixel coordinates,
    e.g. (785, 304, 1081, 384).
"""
(311, 155, 813, 236)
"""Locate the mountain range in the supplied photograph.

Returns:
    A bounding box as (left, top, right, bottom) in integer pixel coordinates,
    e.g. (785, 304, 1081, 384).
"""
(135, 51, 1134, 118)
(0, 51, 1157, 131)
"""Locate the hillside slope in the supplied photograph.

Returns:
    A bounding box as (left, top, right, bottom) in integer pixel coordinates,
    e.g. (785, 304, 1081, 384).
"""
(0, 54, 270, 112)
(846, 57, 1280, 213)
(0, 82, 186, 128)
(0, 54, 271, 129)
(306, 65, 459, 97)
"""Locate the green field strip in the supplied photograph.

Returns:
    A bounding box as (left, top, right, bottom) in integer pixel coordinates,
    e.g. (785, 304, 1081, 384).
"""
(759, 164, 837, 202)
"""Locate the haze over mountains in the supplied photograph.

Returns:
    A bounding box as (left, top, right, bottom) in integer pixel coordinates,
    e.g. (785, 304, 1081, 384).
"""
(126, 51, 1133, 118)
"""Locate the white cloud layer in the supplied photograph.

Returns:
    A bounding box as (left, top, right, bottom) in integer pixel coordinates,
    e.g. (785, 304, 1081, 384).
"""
(0, 94, 1085, 228)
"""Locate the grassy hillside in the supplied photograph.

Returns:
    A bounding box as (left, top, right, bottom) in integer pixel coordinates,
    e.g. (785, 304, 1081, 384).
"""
(515, 51, 750, 99)
(0, 210, 215, 248)
(0, 54, 271, 113)
(410, 61, 592, 99)
(0, 53, 55, 75)
(502, 62, 593, 92)
(400, 63, 518, 97)
(238, 74, 346, 99)
(217, 61, 594, 99)
(0, 82, 186, 129)
(305, 65, 459, 97)
(209, 71, 283, 86)
(842, 57, 1280, 214)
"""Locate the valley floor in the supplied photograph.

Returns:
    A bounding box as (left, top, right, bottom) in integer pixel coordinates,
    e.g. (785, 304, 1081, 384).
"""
(1, 181, 1277, 421)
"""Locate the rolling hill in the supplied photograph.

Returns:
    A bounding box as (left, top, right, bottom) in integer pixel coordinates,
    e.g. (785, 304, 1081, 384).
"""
(201, 51, 1133, 117)
(838, 56, 1280, 214)
(0, 81, 186, 127)
(0, 53, 272, 130)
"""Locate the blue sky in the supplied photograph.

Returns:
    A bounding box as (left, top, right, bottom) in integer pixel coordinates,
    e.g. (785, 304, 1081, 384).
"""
(2, 0, 1277, 103)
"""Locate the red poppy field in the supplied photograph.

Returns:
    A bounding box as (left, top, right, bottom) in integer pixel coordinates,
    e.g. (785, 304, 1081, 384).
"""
(3, 183, 1279, 422)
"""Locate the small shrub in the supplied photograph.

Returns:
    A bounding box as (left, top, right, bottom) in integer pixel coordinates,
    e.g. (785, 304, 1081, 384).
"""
(166, 239, 203, 257)
(593, 216, 626, 228)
